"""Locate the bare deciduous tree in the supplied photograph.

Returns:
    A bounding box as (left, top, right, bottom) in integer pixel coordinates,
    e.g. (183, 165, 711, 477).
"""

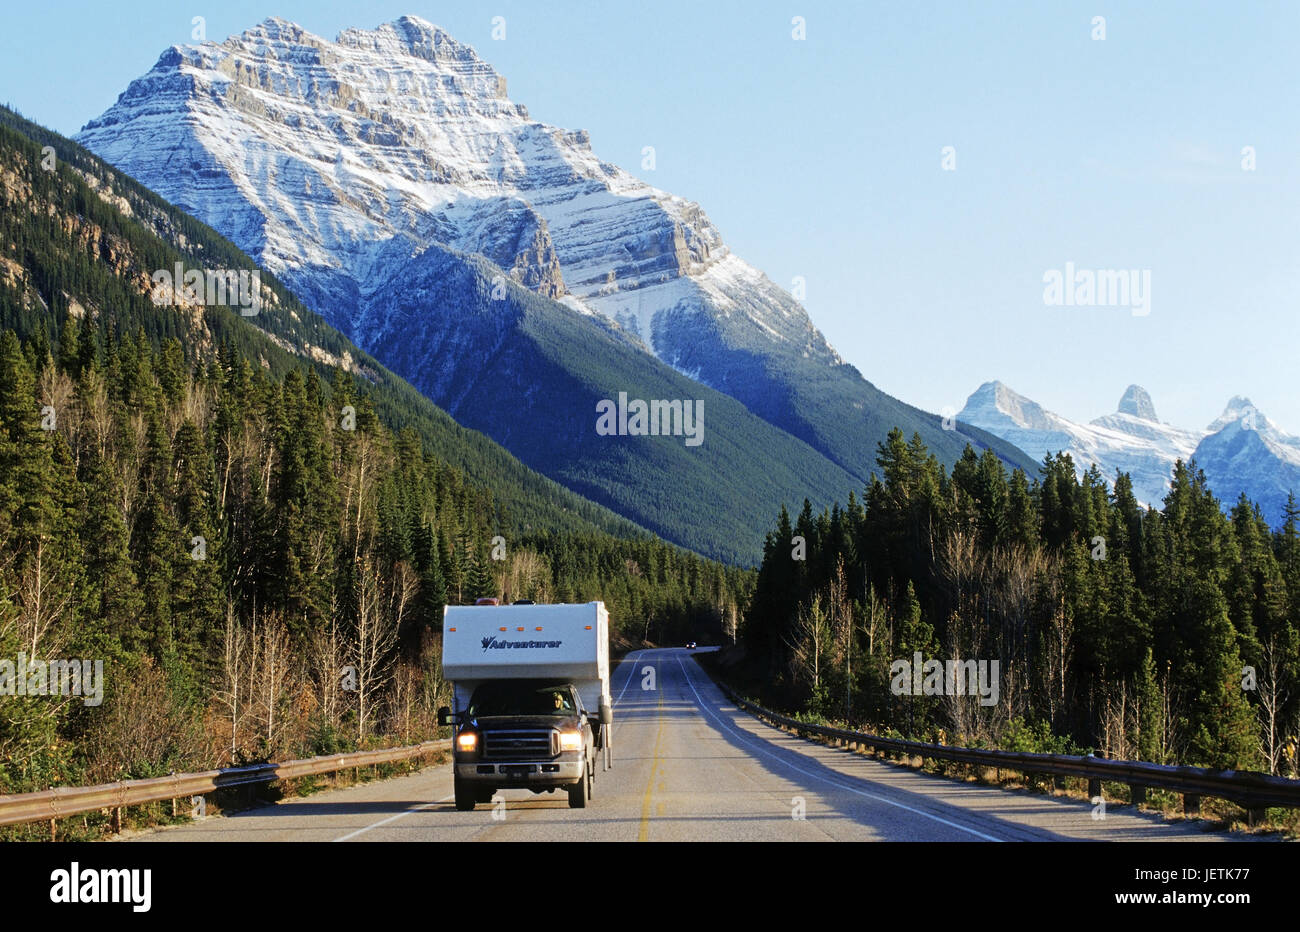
(1097, 672, 1135, 761)
(505, 548, 550, 603)
(1255, 634, 1292, 775)
(309, 608, 347, 732)
(351, 556, 407, 740)
(213, 603, 250, 765)
(787, 595, 831, 712)
(16, 535, 73, 663)
(827, 558, 854, 721)
(1154, 661, 1183, 765)
(250, 610, 293, 757)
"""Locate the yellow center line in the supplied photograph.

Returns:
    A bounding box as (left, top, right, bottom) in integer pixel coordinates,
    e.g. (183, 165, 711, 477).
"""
(637, 686, 665, 841)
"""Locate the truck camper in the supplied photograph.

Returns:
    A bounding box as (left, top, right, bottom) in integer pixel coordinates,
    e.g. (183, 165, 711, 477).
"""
(439, 601, 613, 810)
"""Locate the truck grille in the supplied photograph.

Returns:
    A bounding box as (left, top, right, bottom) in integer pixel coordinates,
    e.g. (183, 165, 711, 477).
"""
(482, 729, 554, 760)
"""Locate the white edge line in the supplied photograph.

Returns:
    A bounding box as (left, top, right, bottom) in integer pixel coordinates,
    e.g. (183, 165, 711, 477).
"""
(332, 795, 454, 842)
(674, 654, 1004, 842)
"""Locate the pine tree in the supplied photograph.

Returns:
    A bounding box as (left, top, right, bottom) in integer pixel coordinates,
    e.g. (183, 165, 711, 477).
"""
(893, 581, 938, 737)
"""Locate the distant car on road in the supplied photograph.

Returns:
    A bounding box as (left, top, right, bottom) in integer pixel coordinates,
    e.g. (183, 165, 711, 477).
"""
(686, 641, 696, 649)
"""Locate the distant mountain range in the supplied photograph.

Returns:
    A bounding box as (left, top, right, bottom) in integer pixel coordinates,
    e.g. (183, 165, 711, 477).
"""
(73, 14, 1037, 563)
(959, 381, 1300, 525)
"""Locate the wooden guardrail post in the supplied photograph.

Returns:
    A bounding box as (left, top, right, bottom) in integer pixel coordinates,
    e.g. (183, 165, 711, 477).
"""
(1087, 750, 1103, 801)
(1130, 784, 1147, 807)
(1183, 794, 1200, 816)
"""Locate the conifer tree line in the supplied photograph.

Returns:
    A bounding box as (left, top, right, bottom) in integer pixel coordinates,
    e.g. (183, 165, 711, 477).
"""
(744, 429, 1300, 774)
(0, 323, 751, 796)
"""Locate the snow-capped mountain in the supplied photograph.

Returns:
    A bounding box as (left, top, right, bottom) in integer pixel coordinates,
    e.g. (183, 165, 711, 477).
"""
(958, 381, 1201, 507)
(78, 15, 744, 347)
(75, 15, 1035, 486)
(1196, 397, 1300, 525)
(959, 382, 1300, 524)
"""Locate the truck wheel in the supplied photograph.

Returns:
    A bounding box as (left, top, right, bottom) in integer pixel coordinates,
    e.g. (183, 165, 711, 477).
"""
(567, 771, 588, 809)
(454, 774, 476, 811)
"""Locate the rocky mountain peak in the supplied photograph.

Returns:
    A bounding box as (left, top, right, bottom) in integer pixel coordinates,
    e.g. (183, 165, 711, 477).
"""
(243, 16, 324, 49)
(338, 15, 488, 71)
(964, 380, 1055, 431)
(74, 15, 831, 362)
(1208, 396, 1262, 432)
(1116, 384, 1158, 421)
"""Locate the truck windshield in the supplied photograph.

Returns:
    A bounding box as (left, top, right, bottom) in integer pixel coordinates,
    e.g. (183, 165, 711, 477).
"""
(468, 683, 576, 717)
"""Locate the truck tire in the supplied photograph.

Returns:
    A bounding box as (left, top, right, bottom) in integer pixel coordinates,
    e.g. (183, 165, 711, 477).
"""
(567, 768, 589, 808)
(454, 774, 476, 811)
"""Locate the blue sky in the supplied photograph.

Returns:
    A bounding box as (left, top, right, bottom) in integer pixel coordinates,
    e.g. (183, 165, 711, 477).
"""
(3, 1, 1297, 431)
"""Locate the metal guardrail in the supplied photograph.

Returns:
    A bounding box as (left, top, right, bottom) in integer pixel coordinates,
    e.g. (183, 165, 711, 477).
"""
(0, 739, 451, 831)
(717, 683, 1300, 824)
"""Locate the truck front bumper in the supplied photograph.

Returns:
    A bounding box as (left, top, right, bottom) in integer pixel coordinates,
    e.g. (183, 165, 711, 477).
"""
(455, 756, 585, 788)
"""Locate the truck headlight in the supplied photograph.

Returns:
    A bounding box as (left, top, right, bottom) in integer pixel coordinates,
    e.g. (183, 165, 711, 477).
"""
(456, 732, 478, 752)
(558, 730, 583, 752)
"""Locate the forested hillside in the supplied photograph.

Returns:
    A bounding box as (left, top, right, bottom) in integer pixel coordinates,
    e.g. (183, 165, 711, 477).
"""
(743, 430, 1300, 775)
(0, 104, 751, 806)
(0, 103, 652, 541)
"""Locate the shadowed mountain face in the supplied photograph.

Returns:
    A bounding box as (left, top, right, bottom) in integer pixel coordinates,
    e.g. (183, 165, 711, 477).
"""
(77, 15, 1036, 560)
(1195, 398, 1300, 527)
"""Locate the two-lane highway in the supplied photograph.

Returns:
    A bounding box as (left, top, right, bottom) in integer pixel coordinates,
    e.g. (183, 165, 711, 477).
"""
(128, 649, 1252, 842)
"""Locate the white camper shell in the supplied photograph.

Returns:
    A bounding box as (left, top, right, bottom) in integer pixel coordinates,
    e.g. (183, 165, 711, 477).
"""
(442, 601, 611, 715)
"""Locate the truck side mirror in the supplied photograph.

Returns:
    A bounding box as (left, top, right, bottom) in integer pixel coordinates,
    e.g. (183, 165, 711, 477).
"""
(437, 706, 452, 726)
(598, 701, 612, 726)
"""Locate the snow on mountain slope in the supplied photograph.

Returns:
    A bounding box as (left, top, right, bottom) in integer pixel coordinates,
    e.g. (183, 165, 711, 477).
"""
(1195, 398, 1300, 524)
(75, 16, 824, 361)
(960, 382, 1300, 525)
(75, 14, 1037, 483)
(958, 381, 1202, 508)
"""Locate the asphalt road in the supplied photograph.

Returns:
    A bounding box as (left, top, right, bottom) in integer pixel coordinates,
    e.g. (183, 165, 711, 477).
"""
(126, 648, 1256, 842)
